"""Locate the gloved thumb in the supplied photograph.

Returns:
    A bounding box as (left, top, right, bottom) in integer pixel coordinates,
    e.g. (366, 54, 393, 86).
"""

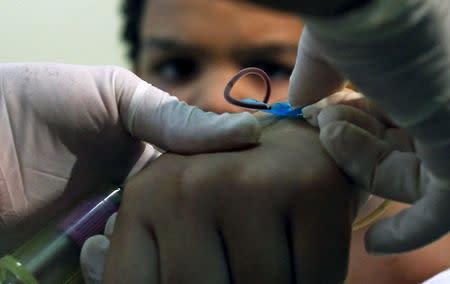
(80, 213, 117, 284)
(288, 27, 346, 107)
(366, 185, 450, 254)
(112, 68, 261, 154)
(80, 235, 110, 284)
(316, 105, 450, 254)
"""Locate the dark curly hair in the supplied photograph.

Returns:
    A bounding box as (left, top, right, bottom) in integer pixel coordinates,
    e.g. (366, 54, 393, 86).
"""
(121, 0, 146, 62)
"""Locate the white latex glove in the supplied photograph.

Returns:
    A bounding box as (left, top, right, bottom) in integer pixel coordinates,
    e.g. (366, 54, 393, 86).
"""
(288, 0, 450, 254)
(0, 63, 260, 227)
(423, 268, 450, 284)
(80, 213, 117, 284)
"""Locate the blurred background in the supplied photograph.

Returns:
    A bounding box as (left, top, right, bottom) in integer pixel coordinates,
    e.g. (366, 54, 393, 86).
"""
(0, 0, 129, 67)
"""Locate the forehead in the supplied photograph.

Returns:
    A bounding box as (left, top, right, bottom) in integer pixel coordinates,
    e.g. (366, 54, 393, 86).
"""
(142, 0, 302, 48)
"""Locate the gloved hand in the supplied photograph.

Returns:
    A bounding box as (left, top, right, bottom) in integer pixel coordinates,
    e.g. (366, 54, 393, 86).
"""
(80, 213, 117, 284)
(286, 0, 450, 254)
(0, 63, 261, 228)
(423, 268, 450, 284)
(302, 91, 449, 256)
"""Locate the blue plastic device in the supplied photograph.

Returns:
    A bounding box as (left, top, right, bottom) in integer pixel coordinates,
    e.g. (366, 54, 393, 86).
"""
(240, 99, 303, 118)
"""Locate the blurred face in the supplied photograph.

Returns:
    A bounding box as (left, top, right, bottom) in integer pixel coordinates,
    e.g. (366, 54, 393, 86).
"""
(136, 0, 303, 113)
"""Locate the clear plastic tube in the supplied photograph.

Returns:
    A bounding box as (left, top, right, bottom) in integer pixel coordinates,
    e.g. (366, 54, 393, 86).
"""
(0, 187, 122, 284)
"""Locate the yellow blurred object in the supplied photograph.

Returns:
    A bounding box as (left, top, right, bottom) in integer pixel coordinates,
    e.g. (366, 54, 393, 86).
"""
(352, 200, 391, 231)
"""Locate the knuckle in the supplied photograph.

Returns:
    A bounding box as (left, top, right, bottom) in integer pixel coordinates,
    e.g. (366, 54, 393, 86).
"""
(319, 104, 354, 125)
(320, 120, 353, 142)
(174, 160, 220, 213)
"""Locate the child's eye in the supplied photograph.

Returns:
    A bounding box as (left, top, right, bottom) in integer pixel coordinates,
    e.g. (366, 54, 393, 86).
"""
(150, 56, 199, 84)
(243, 60, 292, 81)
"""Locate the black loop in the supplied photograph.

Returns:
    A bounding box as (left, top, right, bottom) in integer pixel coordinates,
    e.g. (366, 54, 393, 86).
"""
(224, 67, 272, 110)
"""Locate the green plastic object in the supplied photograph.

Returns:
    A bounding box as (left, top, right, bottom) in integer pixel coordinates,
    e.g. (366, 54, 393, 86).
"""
(0, 255, 39, 284)
(0, 187, 122, 284)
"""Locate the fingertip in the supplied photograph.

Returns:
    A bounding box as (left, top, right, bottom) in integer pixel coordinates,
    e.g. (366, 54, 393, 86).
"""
(363, 212, 430, 255)
(80, 235, 110, 284)
(235, 112, 262, 145)
(301, 104, 321, 127)
(216, 112, 262, 149)
(288, 28, 346, 107)
(104, 212, 118, 238)
(81, 235, 110, 260)
(363, 218, 409, 255)
(319, 121, 351, 147)
(364, 227, 390, 256)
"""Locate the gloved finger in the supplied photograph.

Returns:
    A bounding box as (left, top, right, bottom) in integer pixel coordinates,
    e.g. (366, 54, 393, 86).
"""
(320, 121, 423, 203)
(104, 212, 117, 238)
(422, 267, 450, 283)
(80, 235, 110, 284)
(365, 188, 450, 254)
(114, 68, 261, 154)
(288, 27, 346, 107)
(316, 104, 414, 152)
(317, 104, 385, 135)
(302, 91, 395, 127)
(79, 213, 117, 284)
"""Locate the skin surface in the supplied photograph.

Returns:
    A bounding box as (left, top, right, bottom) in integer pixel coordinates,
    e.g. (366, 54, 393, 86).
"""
(105, 117, 357, 283)
(122, 0, 450, 283)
